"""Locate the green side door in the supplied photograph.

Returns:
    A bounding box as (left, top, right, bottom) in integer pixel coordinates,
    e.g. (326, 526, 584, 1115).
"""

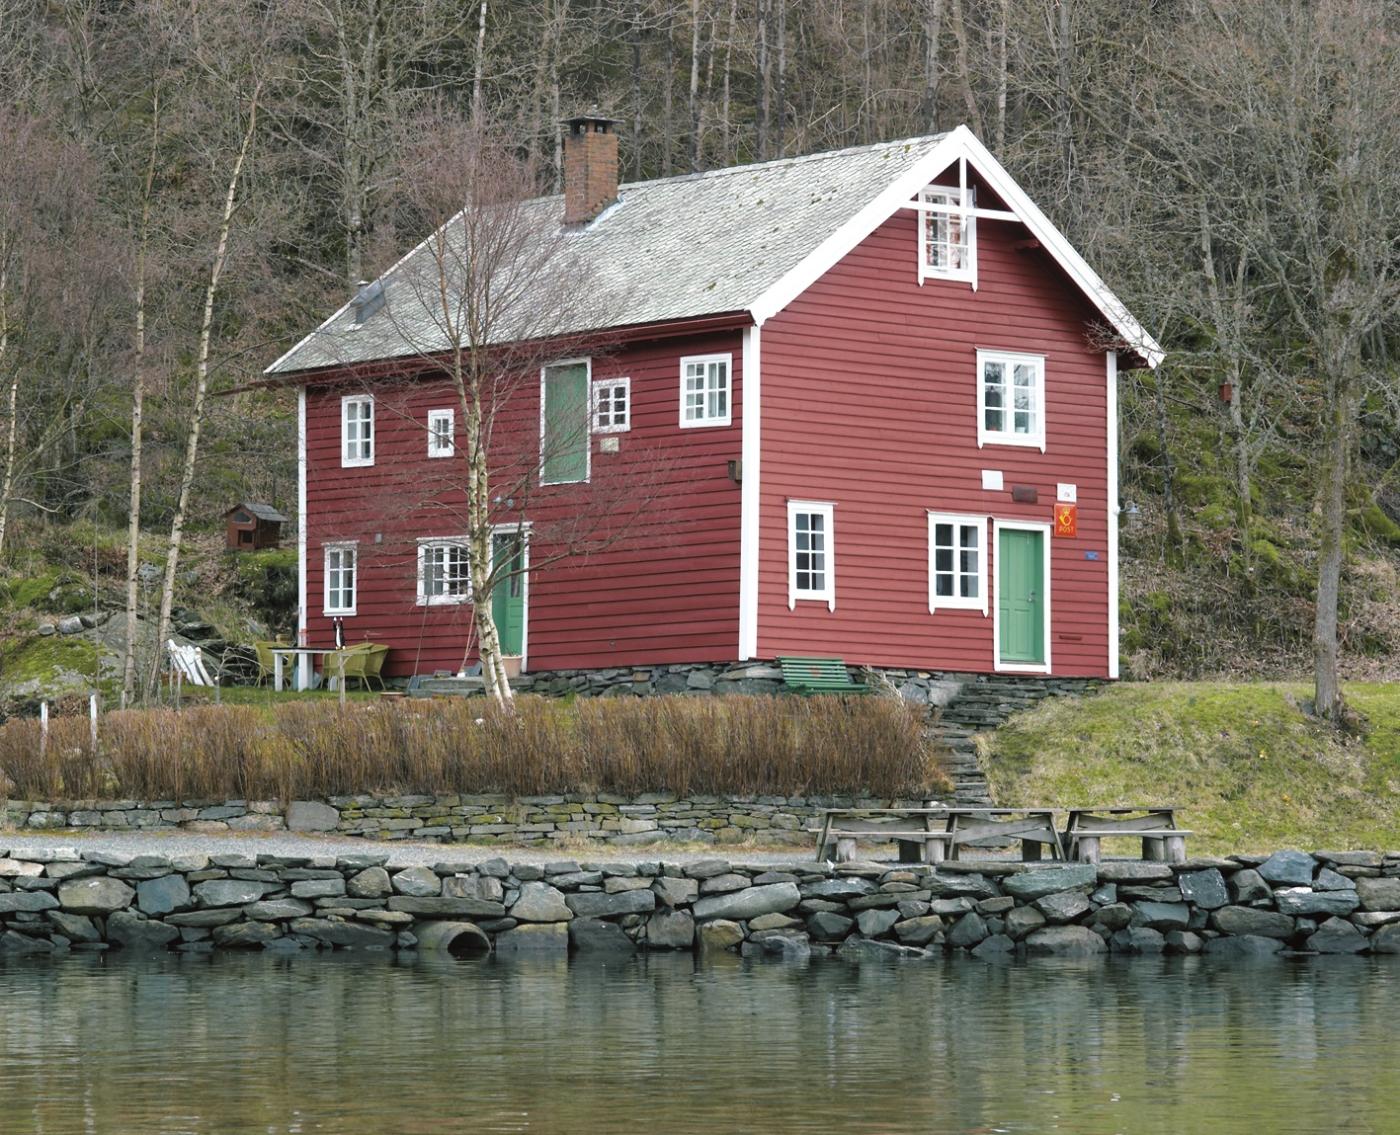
(998, 528, 1046, 666)
(491, 532, 525, 657)
(541, 362, 589, 484)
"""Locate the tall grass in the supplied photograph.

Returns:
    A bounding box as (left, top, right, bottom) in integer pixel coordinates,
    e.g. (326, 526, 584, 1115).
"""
(0, 695, 947, 802)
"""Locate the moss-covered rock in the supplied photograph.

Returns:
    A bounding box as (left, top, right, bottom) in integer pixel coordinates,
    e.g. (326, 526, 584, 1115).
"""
(0, 635, 103, 709)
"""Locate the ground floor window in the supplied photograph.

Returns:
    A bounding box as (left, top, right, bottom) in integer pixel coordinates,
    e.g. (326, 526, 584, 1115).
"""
(788, 500, 835, 610)
(417, 539, 471, 605)
(324, 543, 357, 615)
(928, 512, 987, 614)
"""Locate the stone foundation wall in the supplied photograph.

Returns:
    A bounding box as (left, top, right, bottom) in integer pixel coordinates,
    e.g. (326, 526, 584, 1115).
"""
(2, 846, 1398, 959)
(1, 793, 936, 845)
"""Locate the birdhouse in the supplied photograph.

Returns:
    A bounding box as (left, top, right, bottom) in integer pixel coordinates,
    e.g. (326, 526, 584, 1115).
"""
(224, 501, 288, 552)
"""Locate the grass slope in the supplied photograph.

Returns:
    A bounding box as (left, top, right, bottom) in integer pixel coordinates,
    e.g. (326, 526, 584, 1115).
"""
(981, 682, 1400, 853)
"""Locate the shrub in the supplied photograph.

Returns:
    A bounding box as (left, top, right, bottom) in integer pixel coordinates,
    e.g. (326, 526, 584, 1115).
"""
(0, 695, 947, 802)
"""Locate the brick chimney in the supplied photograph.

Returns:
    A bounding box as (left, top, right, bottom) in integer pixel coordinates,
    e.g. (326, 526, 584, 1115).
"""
(563, 110, 620, 225)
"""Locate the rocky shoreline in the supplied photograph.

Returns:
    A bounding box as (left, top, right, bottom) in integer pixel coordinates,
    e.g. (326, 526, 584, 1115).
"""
(2, 844, 1399, 959)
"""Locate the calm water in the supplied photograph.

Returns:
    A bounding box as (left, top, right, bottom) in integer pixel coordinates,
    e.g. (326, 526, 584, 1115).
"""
(2, 952, 1398, 1135)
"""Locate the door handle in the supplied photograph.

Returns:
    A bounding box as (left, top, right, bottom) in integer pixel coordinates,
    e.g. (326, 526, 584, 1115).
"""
(1028, 591, 1037, 604)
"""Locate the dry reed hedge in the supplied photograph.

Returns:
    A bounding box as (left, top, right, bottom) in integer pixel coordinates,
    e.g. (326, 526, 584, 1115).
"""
(0, 695, 948, 802)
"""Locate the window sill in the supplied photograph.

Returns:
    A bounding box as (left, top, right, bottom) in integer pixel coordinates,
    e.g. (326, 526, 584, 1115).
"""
(341, 458, 374, 468)
(417, 596, 471, 607)
(978, 434, 1046, 453)
(680, 417, 732, 430)
(929, 602, 989, 616)
(427, 450, 454, 460)
(323, 608, 357, 618)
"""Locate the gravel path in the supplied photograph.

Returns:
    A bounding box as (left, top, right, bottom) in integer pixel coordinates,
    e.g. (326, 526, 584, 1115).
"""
(0, 829, 805, 869)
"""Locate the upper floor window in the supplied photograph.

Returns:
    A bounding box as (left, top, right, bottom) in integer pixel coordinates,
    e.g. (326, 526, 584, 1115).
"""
(427, 409, 454, 458)
(541, 360, 591, 484)
(928, 513, 987, 614)
(788, 500, 835, 610)
(919, 185, 975, 284)
(341, 395, 374, 467)
(593, 378, 630, 433)
(680, 354, 731, 428)
(977, 350, 1045, 452)
(417, 538, 470, 605)
(324, 543, 357, 615)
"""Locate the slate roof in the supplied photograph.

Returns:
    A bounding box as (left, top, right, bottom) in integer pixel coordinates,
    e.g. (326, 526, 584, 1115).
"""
(266, 134, 951, 376)
(227, 501, 289, 524)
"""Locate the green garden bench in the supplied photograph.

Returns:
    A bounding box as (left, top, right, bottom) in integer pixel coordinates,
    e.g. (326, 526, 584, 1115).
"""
(778, 656, 868, 695)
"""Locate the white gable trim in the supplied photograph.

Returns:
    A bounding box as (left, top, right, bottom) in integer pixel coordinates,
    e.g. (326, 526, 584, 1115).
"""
(748, 125, 1163, 369)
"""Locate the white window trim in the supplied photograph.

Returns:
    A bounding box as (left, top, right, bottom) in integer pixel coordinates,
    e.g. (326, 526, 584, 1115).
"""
(917, 183, 976, 287)
(340, 394, 374, 468)
(322, 541, 358, 616)
(927, 512, 988, 616)
(592, 376, 631, 434)
(539, 357, 592, 485)
(679, 352, 733, 429)
(977, 349, 1046, 453)
(416, 537, 471, 606)
(427, 408, 454, 458)
(992, 519, 1052, 675)
(787, 499, 835, 611)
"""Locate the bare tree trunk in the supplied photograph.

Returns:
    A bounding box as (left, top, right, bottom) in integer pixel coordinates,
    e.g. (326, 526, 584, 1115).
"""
(150, 91, 260, 696)
(920, 0, 943, 134)
(632, 0, 644, 179)
(756, 0, 769, 159)
(0, 284, 14, 559)
(860, 0, 873, 143)
(775, 0, 786, 156)
(662, 6, 675, 174)
(122, 90, 160, 709)
(688, 0, 702, 172)
(994, 0, 1008, 151)
(947, 0, 983, 136)
(1055, 0, 1074, 195)
(720, 0, 737, 162)
(473, 1, 487, 121)
(1313, 376, 1353, 721)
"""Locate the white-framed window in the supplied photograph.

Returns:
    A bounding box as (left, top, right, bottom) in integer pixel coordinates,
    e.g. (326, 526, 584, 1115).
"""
(593, 377, 630, 433)
(788, 500, 835, 610)
(323, 543, 358, 615)
(680, 354, 731, 428)
(416, 538, 470, 605)
(341, 395, 374, 467)
(427, 408, 454, 458)
(928, 512, 987, 614)
(977, 349, 1046, 452)
(919, 184, 975, 284)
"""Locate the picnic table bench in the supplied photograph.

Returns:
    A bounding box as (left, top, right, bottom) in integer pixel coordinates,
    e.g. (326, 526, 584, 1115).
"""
(778, 656, 868, 695)
(1064, 806, 1191, 864)
(813, 806, 1066, 864)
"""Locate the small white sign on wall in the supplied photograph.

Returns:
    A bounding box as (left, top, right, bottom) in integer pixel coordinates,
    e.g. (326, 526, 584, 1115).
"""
(1057, 482, 1078, 503)
(981, 469, 1004, 491)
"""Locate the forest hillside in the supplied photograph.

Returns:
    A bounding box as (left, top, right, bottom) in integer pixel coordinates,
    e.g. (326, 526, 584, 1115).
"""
(0, 0, 1398, 709)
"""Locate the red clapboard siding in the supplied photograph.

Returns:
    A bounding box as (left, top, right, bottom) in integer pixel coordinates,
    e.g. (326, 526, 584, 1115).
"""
(757, 184, 1113, 678)
(303, 329, 744, 676)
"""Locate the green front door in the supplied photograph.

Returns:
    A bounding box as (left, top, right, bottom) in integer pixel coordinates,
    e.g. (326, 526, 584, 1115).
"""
(998, 528, 1045, 666)
(491, 532, 525, 657)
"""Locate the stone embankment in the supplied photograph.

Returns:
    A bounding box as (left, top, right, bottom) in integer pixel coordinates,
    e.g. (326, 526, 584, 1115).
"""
(3, 793, 928, 846)
(2, 844, 1398, 959)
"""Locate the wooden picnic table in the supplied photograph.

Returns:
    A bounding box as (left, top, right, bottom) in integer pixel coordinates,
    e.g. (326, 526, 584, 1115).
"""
(1063, 805, 1191, 864)
(814, 805, 1066, 864)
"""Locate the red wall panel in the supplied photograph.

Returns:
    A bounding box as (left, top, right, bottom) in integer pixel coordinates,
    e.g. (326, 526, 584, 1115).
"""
(303, 330, 744, 675)
(758, 186, 1113, 678)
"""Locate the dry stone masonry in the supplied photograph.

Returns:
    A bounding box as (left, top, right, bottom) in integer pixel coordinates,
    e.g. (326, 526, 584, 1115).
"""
(1, 845, 1398, 960)
(2, 793, 932, 846)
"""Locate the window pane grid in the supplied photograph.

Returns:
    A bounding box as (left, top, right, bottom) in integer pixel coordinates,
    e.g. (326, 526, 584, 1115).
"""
(594, 380, 629, 431)
(326, 546, 356, 612)
(682, 358, 730, 425)
(930, 517, 982, 609)
(979, 354, 1043, 448)
(922, 188, 971, 274)
(793, 511, 828, 596)
(420, 541, 470, 604)
(343, 399, 373, 463)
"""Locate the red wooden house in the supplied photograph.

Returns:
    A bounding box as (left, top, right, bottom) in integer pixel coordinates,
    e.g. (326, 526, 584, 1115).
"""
(265, 119, 1160, 683)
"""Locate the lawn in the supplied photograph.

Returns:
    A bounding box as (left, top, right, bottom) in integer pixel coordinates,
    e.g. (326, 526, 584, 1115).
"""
(981, 681, 1400, 853)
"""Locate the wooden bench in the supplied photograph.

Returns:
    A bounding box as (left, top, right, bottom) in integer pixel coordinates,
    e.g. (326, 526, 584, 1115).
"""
(1064, 808, 1191, 864)
(778, 656, 868, 695)
(813, 809, 954, 863)
(944, 809, 1066, 862)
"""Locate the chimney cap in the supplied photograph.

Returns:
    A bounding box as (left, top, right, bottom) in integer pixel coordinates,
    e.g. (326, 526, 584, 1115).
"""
(562, 108, 620, 134)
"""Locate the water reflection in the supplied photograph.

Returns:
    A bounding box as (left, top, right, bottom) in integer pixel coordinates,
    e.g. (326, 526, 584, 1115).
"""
(1, 952, 1397, 1134)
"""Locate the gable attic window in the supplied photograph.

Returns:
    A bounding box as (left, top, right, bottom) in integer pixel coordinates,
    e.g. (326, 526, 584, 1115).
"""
(427, 408, 454, 458)
(541, 359, 591, 485)
(341, 395, 374, 467)
(680, 354, 731, 428)
(918, 184, 975, 285)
